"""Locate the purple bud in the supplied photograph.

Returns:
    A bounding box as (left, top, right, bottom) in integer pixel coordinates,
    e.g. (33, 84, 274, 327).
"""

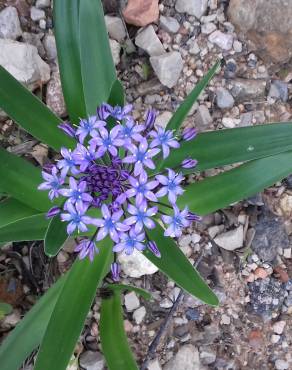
(42, 163, 54, 173)
(46, 206, 61, 219)
(58, 122, 76, 138)
(186, 212, 202, 222)
(145, 109, 157, 131)
(182, 127, 197, 141)
(148, 241, 161, 258)
(97, 103, 111, 120)
(111, 262, 121, 282)
(181, 158, 198, 169)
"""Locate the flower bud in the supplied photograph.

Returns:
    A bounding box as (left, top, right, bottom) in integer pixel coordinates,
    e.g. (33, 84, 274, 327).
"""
(182, 127, 197, 141)
(111, 262, 121, 282)
(46, 206, 61, 219)
(181, 158, 198, 169)
(186, 212, 202, 222)
(148, 241, 161, 258)
(58, 122, 76, 137)
(145, 109, 157, 131)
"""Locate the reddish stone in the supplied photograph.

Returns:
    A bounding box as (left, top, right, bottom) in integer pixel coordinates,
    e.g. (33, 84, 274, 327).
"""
(122, 0, 159, 27)
(274, 266, 289, 283)
(254, 267, 268, 280)
(248, 329, 263, 349)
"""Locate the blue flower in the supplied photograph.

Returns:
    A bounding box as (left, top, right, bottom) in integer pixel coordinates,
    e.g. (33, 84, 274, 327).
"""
(126, 173, 159, 205)
(90, 126, 124, 158)
(162, 206, 190, 238)
(150, 128, 180, 159)
(76, 115, 106, 143)
(57, 148, 79, 177)
(113, 228, 145, 255)
(72, 143, 98, 171)
(61, 203, 93, 235)
(59, 177, 93, 208)
(107, 104, 133, 121)
(119, 120, 144, 145)
(74, 239, 99, 261)
(156, 169, 184, 203)
(38, 167, 64, 200)
(125, 201, 158, 233)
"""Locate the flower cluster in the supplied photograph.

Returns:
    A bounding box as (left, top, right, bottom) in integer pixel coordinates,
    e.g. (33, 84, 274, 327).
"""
(38, 103, 200, 279)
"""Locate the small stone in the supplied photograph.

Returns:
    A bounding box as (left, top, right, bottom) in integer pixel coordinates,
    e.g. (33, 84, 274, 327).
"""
(30, 6, 45, 21)
(208, 30, 233, 50)
(160, 16, 180, 33)
(36, 0, 50, 8)
(123, 0, 159, 27)
(79, 351, 105, 370)
(175, 0, 208, 19)
(275, 360, 289, 370)
(0, 6, 22, 40)
(118, 248, 158, 277)
(133, 306, 146, 324)
(43, 34, 57, 60)
(186, 308, 200, 321)
(199, 349, 216, 365)
(105, 16, 126, 42)
(147, 359, 162, 370)
(39, 19, 46, 30)
(248, 329, 263, 348)
(214, 226, 244, 251)
(271, 334, 281, 344)
(216, 87, 234, 109)
(273, 320, 286, 335)
(46, 70, 66, 117)
(160, 298, 173, 308)
(189, 41, 200, 55)
(268, 80, 288, 102)
(2, 310, 21, 328)
(283, 248, 291, 259)
(135, 25, 165, 56)
(230, 78, 267, 103)
(254, 267, 268, 280)
(124, 291, 140, 312)
(163, 345, 201, 370)
(233, 40, 243, 53)
(201, 22, 217, 35)
(222, 117, 240, 128)
(154, 111, 172, 129)
(109, 39, 121, 65)
(274, 266, 289, 283)
(31, 144, 48, 166)
(150, 51, 183, 88)
(194, 105, 212, 129)
(220, 314, 231, 325)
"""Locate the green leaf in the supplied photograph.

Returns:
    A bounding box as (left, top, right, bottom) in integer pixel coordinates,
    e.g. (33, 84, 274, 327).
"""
(0, 148, 51, 211)
(106, 284, 152, 301)
(34, 239, 113, 370)
(54, 0, 87, 124)
(79, 0, 116, 115)
(0, 214, 48, 243)
(0, 197, 40, 229)
(0, 66, 74, 151)
(162, 122, 292, 173)
(145, 225, 218, 306)
(100, 290, 139, 370)
(166, 60, 221, 131)
(0, 276, 65, 370)
(44, 215, 68, 257)
(108, 79, 125, 107)
(179, 151, 292, 215)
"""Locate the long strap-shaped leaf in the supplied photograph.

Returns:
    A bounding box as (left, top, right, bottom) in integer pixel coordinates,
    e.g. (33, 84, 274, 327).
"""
(145, 225, 218, 306)
(0, 148, 52, 211)
(0, 198, 40, 229)
(166, 60, 221, 131)
(179, 151, 292, 215)
(100, 290, 139, 370)
(0, 66, 74, 151)
(34, 240, 113, 370)
(0, 276, 65, 370)
(161, 122, 292, 172)
(0, 213, 48, 243)
(79, 0, 116, 115)
(54, 0, 87, 124)
(44, 215, 68, 257)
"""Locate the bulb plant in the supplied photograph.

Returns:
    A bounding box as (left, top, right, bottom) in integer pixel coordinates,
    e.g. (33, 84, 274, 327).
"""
(0, 1, 292, 370)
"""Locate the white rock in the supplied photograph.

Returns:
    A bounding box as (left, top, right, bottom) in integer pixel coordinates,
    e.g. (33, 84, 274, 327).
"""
(189, 40, 200, 55)
(43, 34, 57, 60)
(46, 70, 66, 117)
(283, 248, 291, 259)
(36, 0, 51, 8)
(175, 0, 208, 19)
(0, 39, 50, 90)
(191, 233, 201, 244)
(216, 87, 234, 109)
(163, 345, 201, 370)
(105, 16, 126, 42)
(133, 306, 146, 324)
(147, 359, 162, 370)
(220, 314, 231, 325)
(124, 291, 140, 312)
(201, 22, 217, 34)
(222, 117, 240, 128)
(155, 111, 172, 129)
(135, 25, 165, 57)
(273, 321, 286, 335)
(199, 349, 216, 365)
(275, 360, 289, 370)
(118, 248, 158, 277)
(150, 51, 183, 88)
(0, 6, 22, 40)
(109, 39, 121, 65)
(271, 334, 281, 344)
(2, 310, 21, 328)
(30, 6, 45, 21)
(208, 30, 233, 50)
(160, 15, 180, 33)
(214, 226, 244, 251)
(233, 40, 243, 53)
(39, 19, 46, 30)
(79, 351, 105, 370)
(194, 105, 212, 128)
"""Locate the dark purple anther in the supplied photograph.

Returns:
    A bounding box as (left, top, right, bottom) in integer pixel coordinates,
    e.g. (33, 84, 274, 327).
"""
(148, 241, 161, 258)
(186, 212, 202, 222)
(181, 158, 198, 169)
(46, 206, 61, 219)
(42, 163, 54, 173)
(58, 122, 76, 138)
(182, 127, 197, 141)
(144, 109, 157, 131)
(111, 262, 121, 282)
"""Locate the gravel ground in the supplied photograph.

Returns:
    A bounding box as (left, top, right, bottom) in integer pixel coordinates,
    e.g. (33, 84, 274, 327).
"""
(0, 1, 291, 369)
